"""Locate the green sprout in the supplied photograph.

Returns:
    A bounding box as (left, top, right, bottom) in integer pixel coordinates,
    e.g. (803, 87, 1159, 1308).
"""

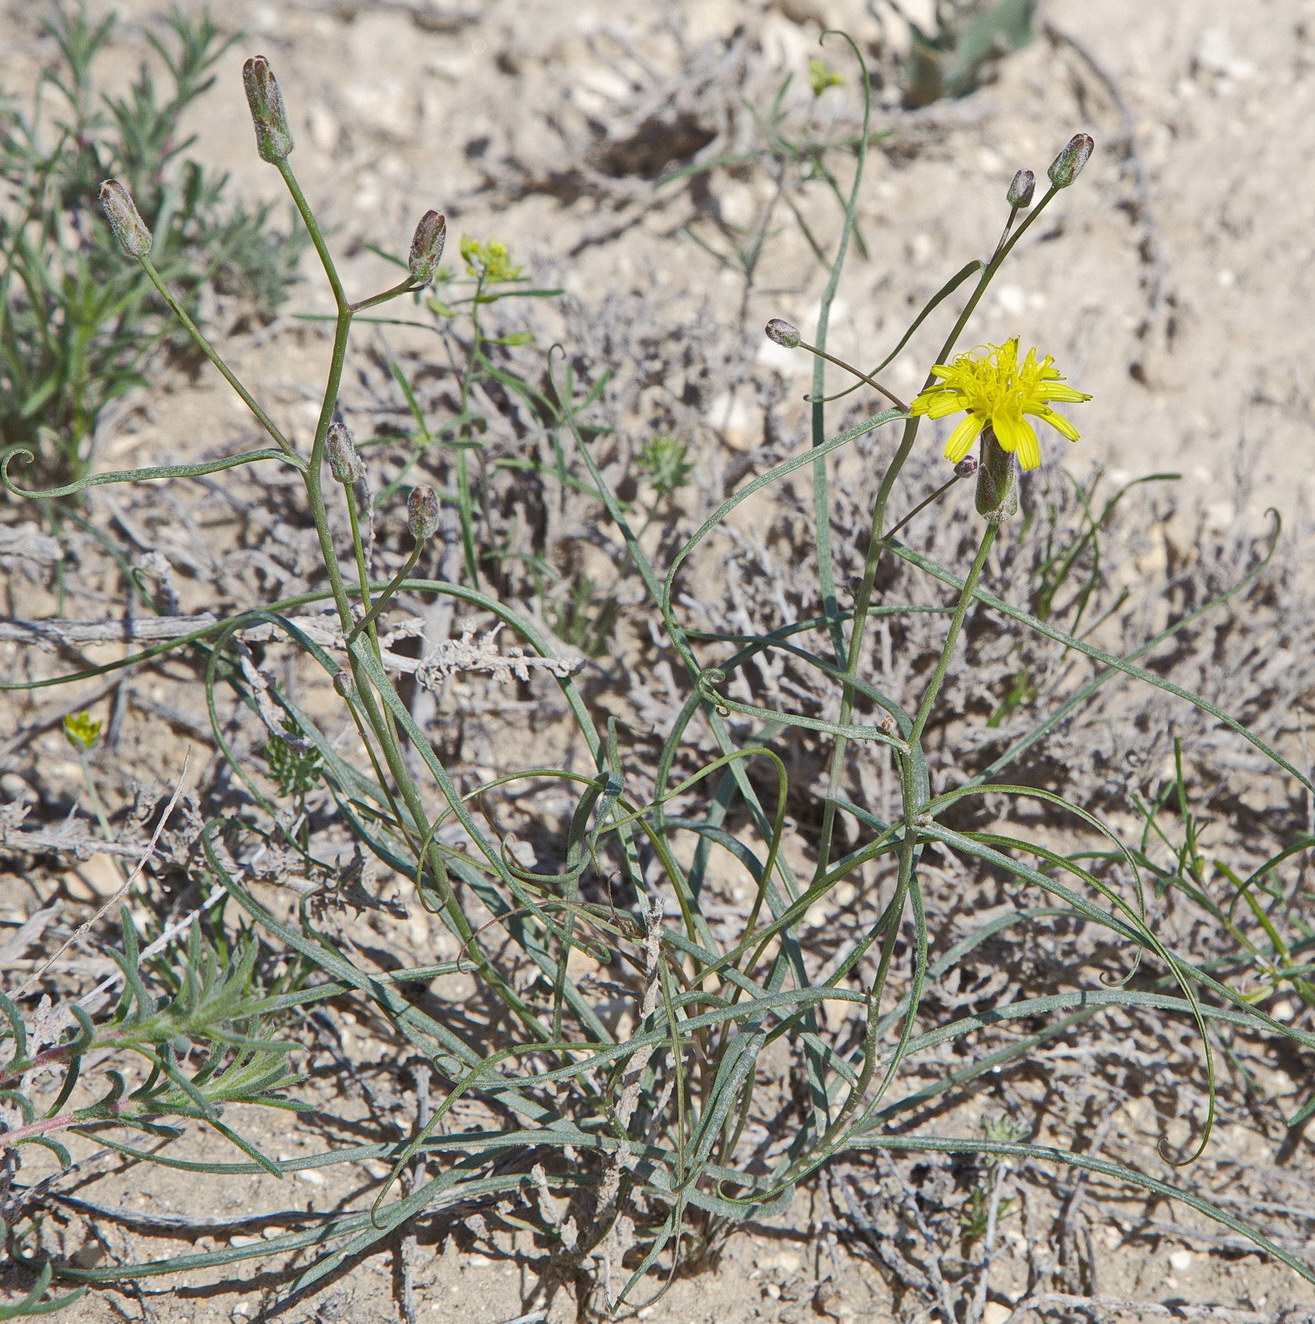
(636, 434, 695, 497)
(959, 1114, 1027, 1243)
(264, 724, 322, 798)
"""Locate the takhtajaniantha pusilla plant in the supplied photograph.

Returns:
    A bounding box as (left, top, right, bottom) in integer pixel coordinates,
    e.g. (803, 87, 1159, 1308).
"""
(2, 42, 1313, 1317)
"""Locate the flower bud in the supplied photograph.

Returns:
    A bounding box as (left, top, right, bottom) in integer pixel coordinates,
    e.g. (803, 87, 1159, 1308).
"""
(1006, 168, 1035, 209)
(326, 421, 364, 483)
(1047, 133, 1094, 189)
(954, 455, 979, 479)
(407, 210, 446, 286)
(332, 670, 354, 699)
(242, 56, 294, 163)
(974, 426, 1019, 524)
(765, 318, 801, 348)
(98, 180, 152, 257)
(407, 486, 440, 541)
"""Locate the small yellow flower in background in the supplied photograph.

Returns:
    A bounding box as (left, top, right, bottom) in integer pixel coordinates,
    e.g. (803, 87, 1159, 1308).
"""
(63, 710, 103, 750)
(460, 235, 523, 284)
(808, 58, 844, 97)
(909, 338, 1091, 471)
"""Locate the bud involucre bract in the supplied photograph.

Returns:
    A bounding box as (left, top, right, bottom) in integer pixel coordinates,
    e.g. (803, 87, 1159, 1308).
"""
(99, 180, 153, 257)
(243, 56, 294, 163)
(1047, 133, 1094, 189)
(408, 211, 446, 286)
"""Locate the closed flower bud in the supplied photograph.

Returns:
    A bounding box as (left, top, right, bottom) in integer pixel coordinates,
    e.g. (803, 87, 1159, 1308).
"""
(1047, 133, 1094, 189)
(765, 318, 801, 348)
(407, 486, 440, 541)
(99, 179, 152, 257)
(326, 421, 365, 483)
(242, 56, 294, 163)
(1006, 168, 1035, 209)
(407, 210, 446, 286)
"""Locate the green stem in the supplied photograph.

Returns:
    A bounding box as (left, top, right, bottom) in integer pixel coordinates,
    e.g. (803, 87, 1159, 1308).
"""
(346, 544, 424, 645)
(812, 185, 1065, 880)
(268, 160, 452, 915)
(909, 524, 997, 749)
(262, 164, 563, 1049)
(796, 339, 907, 412)
(350, 278, 424, 314)
(75, 747, 128, 882)
(136, 256, 298, 462)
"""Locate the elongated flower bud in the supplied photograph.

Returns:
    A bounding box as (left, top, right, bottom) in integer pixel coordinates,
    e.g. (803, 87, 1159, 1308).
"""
(407, 486, 439, 541)
(1047, 133, 1094, 189)
(1006, 168, 1035, 209)
(408, 211, 446, 286)
(765, 318, 801, 348)
(326, 421, 364, 483)
(99, 179, 152, 257)
(242, 56, 294, 163)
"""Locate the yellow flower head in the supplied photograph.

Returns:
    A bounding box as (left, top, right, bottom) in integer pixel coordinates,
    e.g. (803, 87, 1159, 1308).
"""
(909, 338, 1091, 471)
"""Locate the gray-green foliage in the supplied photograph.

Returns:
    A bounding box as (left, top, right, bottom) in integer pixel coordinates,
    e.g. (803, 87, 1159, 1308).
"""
(0, 4, 304, 491)
(897, 0, 1040, 108)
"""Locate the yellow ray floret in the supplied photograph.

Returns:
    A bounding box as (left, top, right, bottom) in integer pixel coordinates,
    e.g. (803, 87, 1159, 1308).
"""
(909, 338, 1091, 470)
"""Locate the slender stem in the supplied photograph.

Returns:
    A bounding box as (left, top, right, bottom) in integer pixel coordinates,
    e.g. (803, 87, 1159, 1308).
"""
(811, 185, 1065, 880)
(346, 544, 423, 645)
(136, 256, 298, 461)
(882, 468, 971, 542)
(267, 160, 452, 917)
(74, 749, 107, 836)
(909, 524, 997, 749)
(796, 339, 908, 411)
(344, 486, 376, 625)
(351, 278, 425, 314)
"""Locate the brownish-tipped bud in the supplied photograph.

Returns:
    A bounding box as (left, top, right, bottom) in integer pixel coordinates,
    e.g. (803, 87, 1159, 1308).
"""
(242, 56, 293, 163)
(99, 179, 152, 257)
(1006, 168, 1035, 209)
(407, 486, 439, 541)
(326, 421, 364, 483)
(765, 318, 801, 348)
(1047, 133, 1094, 189)
(407, 211, 446, 286)
(954, 455, 979, 479)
